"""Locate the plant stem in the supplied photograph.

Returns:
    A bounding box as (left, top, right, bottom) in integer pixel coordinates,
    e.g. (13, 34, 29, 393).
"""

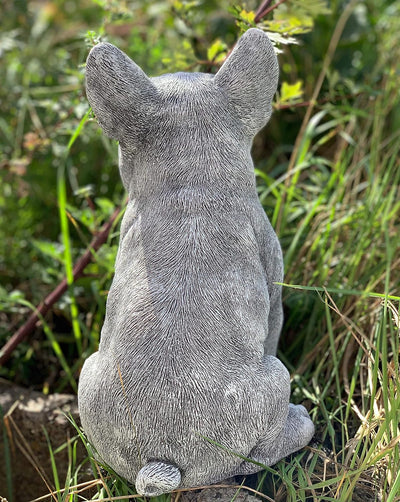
(255, 0, 273, 22)
(255, 0, 288, 22)
(0, 205, 123, 366)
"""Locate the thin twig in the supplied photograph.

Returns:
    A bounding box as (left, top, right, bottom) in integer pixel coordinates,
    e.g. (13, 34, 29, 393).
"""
(276, 91, 364, 111)
(0, 204, 124, 366)
(255, 0, 274, 22)
(255, 0, 288, 22)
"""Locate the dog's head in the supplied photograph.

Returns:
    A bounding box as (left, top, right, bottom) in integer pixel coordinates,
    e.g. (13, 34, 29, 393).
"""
(86, 29, 279, 190)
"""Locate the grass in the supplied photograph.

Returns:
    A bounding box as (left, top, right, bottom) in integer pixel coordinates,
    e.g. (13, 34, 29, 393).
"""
(19, 63, 400, 502)
(56, 109, 93, 360)
(2, 1, 399, 501)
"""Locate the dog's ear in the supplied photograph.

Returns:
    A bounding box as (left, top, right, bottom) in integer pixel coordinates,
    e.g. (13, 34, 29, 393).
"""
(86, 43, 158, 141)
(215, 29, 279, 135)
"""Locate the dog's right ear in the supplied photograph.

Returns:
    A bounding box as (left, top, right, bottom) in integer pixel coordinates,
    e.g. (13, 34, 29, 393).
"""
(86, 43, 158, 141)
(214, 29, 279, 135)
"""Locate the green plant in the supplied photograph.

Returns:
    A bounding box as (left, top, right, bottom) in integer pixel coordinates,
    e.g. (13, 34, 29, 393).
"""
(1, 0, 399, 500)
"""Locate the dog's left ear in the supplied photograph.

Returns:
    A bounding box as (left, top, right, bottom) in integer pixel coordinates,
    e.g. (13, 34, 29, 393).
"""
(215, 29, 279, 135)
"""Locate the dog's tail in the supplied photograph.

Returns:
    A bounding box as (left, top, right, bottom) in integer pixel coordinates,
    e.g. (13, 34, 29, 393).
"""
(135, 461, 181, 496)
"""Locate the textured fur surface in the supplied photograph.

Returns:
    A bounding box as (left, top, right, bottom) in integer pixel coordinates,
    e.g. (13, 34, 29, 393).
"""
(78, 28, 314, 496)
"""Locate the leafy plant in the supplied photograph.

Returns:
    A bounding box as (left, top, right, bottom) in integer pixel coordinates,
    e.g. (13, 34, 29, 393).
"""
(0, 0, 399, 501)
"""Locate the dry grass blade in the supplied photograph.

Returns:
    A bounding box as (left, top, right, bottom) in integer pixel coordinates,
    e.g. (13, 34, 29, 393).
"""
(4, 414, 56, 501)
(29, 479, 104, 502)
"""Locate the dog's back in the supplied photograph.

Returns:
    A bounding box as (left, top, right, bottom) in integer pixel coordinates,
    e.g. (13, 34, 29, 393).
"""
(78, 29, 314, 497)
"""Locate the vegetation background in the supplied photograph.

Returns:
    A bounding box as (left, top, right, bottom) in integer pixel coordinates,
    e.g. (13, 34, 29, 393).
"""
(0, 0, 399, 500)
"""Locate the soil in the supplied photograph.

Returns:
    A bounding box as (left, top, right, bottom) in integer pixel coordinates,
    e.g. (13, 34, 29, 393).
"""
(0, 379, 83, 501)
(178, 484, 260, 501)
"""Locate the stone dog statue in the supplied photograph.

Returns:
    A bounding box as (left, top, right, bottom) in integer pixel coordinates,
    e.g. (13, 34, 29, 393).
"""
(78, 28, 314, 497)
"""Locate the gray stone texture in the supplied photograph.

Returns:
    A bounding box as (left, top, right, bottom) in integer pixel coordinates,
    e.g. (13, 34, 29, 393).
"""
(78, 28, 314, 497)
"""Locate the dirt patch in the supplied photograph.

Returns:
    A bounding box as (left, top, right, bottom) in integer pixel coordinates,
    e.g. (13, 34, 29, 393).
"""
(178, 483, 260, 501)
(0, 379, 84, 501)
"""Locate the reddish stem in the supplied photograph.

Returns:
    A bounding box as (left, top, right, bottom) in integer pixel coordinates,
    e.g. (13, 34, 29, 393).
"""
(255, 0, 273, 22)
(0, 205, 123, 366)
(275, 91, 363, 110)
(255, 0, 288, 22)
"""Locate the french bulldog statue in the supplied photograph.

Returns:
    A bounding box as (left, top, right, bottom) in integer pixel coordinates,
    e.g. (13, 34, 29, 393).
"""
(78, 28, 314, 497)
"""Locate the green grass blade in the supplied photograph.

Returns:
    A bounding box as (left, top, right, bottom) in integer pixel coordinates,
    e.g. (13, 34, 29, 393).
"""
(53, 109, 91, 358)
(67, 109, 91, 152)
(57, 164, 82, 356)
(43, 426, 61, 501)
(16, 298, 78, 392)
